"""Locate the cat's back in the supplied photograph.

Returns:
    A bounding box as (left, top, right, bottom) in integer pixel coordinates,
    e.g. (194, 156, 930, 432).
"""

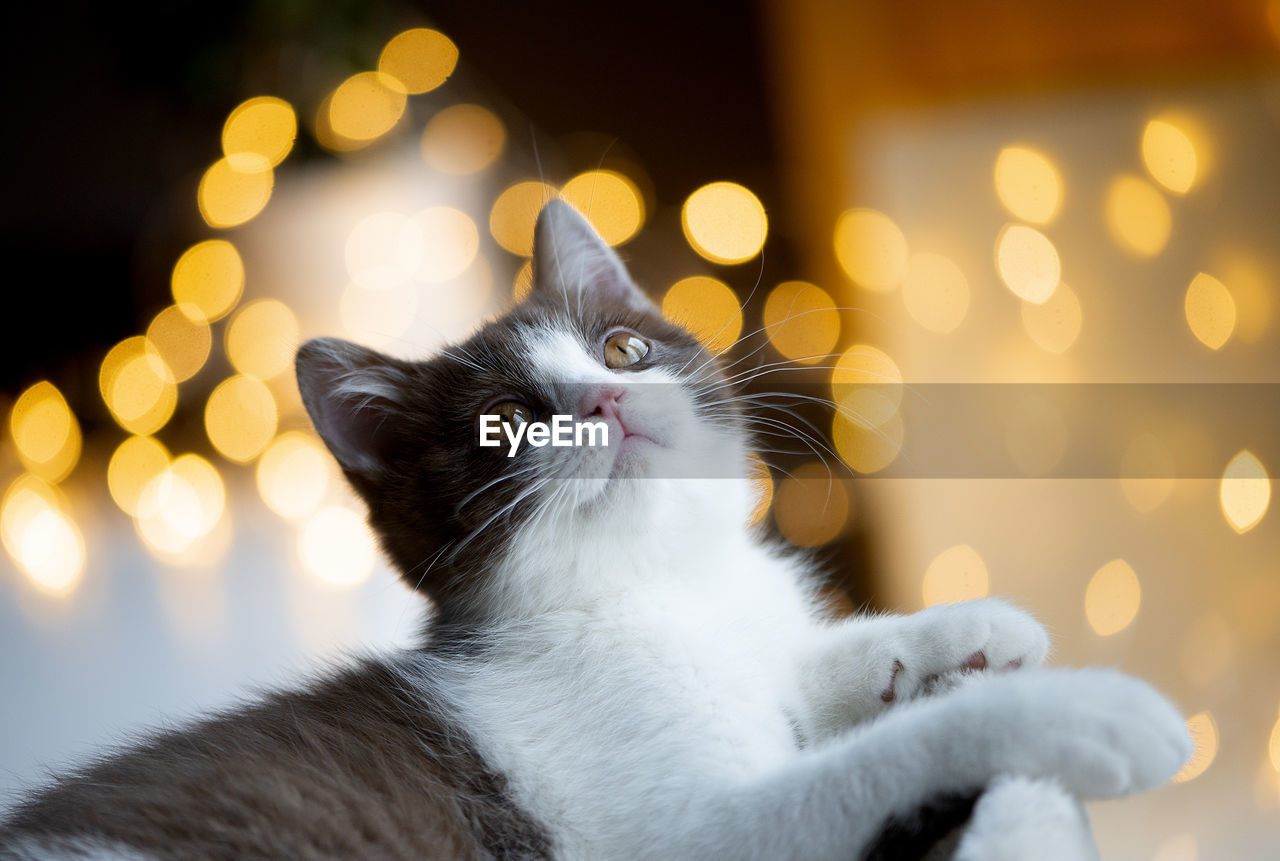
(0, 654, 550, 860)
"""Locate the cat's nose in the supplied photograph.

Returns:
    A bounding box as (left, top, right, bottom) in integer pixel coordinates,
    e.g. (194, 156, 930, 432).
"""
(579, 385, 625, 422)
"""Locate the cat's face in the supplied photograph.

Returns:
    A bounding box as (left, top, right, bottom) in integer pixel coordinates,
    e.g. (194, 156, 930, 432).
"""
(297, 201, 749, 611)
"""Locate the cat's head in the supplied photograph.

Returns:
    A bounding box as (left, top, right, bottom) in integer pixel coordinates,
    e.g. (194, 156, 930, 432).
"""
(297, 200, 752, 615)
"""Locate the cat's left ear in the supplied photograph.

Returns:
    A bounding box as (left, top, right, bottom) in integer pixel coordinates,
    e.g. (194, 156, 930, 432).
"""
(531, 199, 654, 312)
(295, 337, 411, 488)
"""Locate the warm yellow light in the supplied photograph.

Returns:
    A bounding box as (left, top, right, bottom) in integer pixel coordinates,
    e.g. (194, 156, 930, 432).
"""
(328, 71, 407, 142)
(205, 375, 278, 463)
(137, 455, 225, 544)
(1119, 433, 1174, 513)
(902, 253, 970, 334)
(513, 260, 534, 301)
(299, 506, 376, 586)
(772, 462, 850, 547)
(993, 146, 1062, 224)
(830, 344, 902, 428)
(1105, 175, 1171, 257)
(1085, 558, 1141, 636)
(107, 435, 170, 516)
(661, 276, 743, 354)
(747, 454, 773, 526)
(490, 181, 557, 256)
(340, 283, 419, 348)
(99, 337, 177, 436)
(1, 475, 62, 555)
(763, 281, 840, 363)
(1020, 281, 1082, 354)
(833, 208, 908, 292)
(171, 239, 244, 322)
(225, 299, 299, 380)
(198, 156, 273, 228)
(377, 28, 458, 94)
(1220, 450, 1270, 533)
(1184, 272, 1236, 350)
(345, 211, 421, 290)
(1142, 118, 1198, 194)
(1269, 711, 1280, 774)
(10, 381, 81, 483)
(681, 181, 767, 265)
(1216, 255, 1272, 345)
(1173, 711, 1218, 783)
(222, 96, 296, 167)
(0, 478, 84, 597)
(145, 303, 211, 383)
(421, 104, 506, 174)
(256, 431, 331, 521)
(922, 545, 989, 607)
(995, 224, 1060, 304)
(832, 409, 904, 475)
(560, 170, 646, 247)
(413, 206, 479, 281)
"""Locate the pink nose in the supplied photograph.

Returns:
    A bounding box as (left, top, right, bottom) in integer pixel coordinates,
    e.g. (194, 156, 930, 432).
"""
(579, 385, 625, 421)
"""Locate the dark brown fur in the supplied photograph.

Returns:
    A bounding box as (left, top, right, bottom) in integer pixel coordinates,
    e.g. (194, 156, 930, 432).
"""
(0, 655, 550, 859)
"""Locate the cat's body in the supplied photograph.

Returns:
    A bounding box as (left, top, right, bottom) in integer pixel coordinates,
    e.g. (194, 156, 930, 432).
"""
(1, 201, 1191, 859)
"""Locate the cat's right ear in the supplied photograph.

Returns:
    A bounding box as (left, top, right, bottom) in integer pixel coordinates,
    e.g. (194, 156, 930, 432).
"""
(295, 337, 411, 483)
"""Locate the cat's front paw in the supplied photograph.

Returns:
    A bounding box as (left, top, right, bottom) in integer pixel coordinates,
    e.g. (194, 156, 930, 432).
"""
(885, 598, 1049, 703)
(953, 668, 1193, 798)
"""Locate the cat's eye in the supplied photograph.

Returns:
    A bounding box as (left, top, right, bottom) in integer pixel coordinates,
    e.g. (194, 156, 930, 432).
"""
(486, 400, 534, 428)
(603, 331, 649, 369)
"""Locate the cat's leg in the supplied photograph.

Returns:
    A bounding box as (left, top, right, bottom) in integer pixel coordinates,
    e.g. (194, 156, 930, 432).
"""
(952, 776, 1100, 861)
(798, 598, 1049, 741)
(659, 668, 1188, 861)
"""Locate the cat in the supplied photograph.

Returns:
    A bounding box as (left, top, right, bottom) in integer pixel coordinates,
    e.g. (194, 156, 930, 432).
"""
(0, 200, 1191, 860)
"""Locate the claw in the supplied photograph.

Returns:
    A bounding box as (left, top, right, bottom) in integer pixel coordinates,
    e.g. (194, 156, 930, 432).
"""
(881, 659, 905, 702)
(960, 651, 988, 672)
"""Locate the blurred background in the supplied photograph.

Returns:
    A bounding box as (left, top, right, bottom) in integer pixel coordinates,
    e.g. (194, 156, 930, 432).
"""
(1, 1, 1277, 856)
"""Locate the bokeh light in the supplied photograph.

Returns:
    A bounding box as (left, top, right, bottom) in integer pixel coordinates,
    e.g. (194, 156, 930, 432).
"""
(171, 239, 244, 322)
(422, 104, 505, 174)
(1142, 117, 1198, 194)
(413, 206, 479, 282)
(299, 506, 376, 587)
(901, 253, 969, 334)
(512, 260, 534, 301)
(747, 454, 773, 526)
(328, 72, 407, 143)
(772, 462, 849, 547)
(345, 211, 422, 290)
(830, 343, 903, 428)
(832, 408, 904, 475)
(661, 276, 743, 354)
(833, 208, 908, 292)
(222, 96, 296, 167)
(763, 280, 840, 362)
(135, 456, 225, 558)
(1184, 272, 1236, 350)
(146, 303, 211, 383)
(1173, 711, 1218, 783)
(107, 435, 170, 517)
(1219, 450, 1270, 533)
(1020, 281, 1082, 354)
(1269, 710, 1280, 775)
(490, 181, 557, 256)
(377, 28, 458, 94)
(996, 224, 1060, 304)
(560, 170, 645, 246)
(681, 181, 767, 265)
(9, 381, 81, 483)
(1105, 175, 1171, 257)
(205, 375, 278, 463)
(1, 475, 83, 596)
(226, 299, 300, 380)
(1085, 558, 1141, 636)
(99, 337, 177, 436)
(198, 156, 274, 228)
(994, 146, 1062, 224)
(256, 432, 331, 521)
(922, 544, 990, 607)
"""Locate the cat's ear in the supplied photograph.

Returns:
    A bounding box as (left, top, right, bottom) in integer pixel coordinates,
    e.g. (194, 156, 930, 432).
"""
(531, 199, 653, 311)
(295, 337, 411, 481)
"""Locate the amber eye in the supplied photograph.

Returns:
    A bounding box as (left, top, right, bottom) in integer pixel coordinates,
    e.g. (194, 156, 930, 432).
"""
(603, 331, 650, 369)
(486, 400, 534, 428)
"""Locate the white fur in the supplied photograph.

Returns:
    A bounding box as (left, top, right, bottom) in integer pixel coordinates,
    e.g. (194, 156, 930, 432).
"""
(440, 334, 1192, 859)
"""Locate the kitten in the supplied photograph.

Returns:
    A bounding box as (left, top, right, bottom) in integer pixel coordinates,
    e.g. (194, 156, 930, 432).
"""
(0, 201, 1191, 860)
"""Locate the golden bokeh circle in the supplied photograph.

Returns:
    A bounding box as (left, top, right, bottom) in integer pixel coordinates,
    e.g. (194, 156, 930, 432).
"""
(681, 181, 767, 264)
(661, 276, 743, 355)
